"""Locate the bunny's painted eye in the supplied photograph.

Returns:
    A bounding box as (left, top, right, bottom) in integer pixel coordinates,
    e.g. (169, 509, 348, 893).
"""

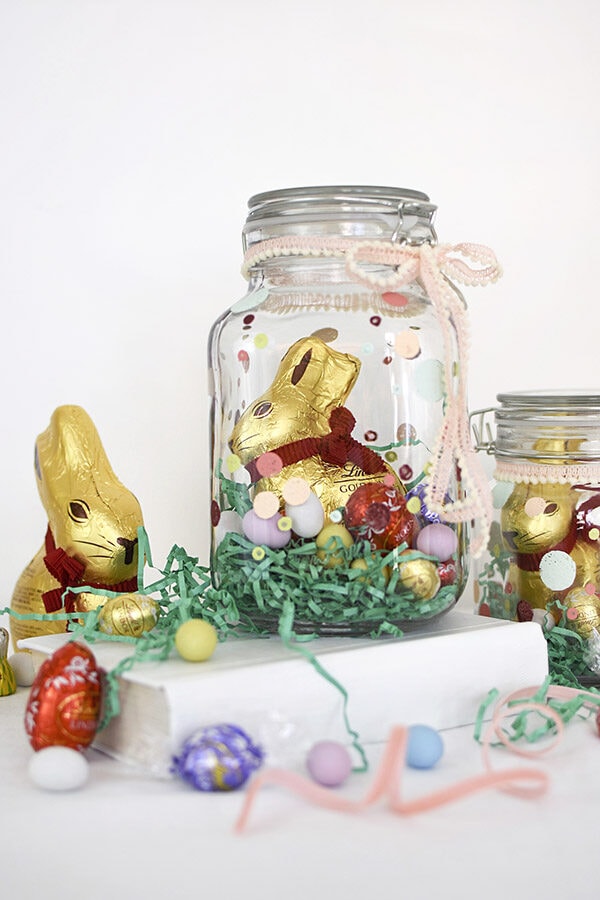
(69, 500, 90, 522)
(253, 402, 273, 419)
(544, 503, 558, 515)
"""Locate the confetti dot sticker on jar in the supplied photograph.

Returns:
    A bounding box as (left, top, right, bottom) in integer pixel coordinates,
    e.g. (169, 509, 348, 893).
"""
(282, 477, 311, 506)
(226, 454, 241, 473)
(256, 452, 283, 477)
(492, 481, 514, 509)
(311, 327, 338, 343)
(382, 291, 409, 308)
(539, 550, 577, 591)
(395, 330, 421, 359)
(254, 333, 268, 349)
(253, 491, 280, 519)
(524, 496, 547, 518)
(415, 359, 444, 402)
(231, 286, 269, 313)
(362, 342, 374, 354)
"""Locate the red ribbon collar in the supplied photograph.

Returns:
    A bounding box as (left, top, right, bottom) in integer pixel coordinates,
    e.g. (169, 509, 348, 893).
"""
(245, 407, 387, 483)
(42, 526, 138, 614)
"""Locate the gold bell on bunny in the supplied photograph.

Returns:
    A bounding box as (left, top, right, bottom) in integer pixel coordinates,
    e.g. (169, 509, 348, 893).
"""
(208, 185, 501, 635)
(10, 405, 144, 648)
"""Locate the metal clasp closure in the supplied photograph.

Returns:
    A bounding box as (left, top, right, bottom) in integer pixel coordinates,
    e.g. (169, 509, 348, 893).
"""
(390, 201, 438, 246)
(469, 407, 496, 454)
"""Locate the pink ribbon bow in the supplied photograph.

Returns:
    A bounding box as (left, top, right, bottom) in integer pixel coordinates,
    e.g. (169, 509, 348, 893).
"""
(345, 240, 501, 555)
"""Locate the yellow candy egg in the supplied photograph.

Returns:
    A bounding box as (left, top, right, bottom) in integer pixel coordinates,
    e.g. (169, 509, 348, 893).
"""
(350, 557, 390, 584)
(315, 523, 353, 568)
(175, 619, 218, 662)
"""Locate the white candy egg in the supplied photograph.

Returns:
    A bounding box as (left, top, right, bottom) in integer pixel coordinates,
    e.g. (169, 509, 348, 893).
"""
(28, 746, 89, 791)
(285, 492, 325, 538)
(8, 651, 36, 686)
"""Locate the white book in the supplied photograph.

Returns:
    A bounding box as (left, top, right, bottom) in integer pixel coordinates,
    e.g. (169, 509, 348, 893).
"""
(20, 610, 549, 778)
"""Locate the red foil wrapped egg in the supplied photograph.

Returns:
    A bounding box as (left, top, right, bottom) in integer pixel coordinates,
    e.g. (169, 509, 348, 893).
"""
(345, 482, 416, 550)
(25, 642, 102, 752)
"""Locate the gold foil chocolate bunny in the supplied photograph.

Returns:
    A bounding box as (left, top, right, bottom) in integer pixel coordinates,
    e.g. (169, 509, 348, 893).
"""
(10, 406, 144, 647)
(502, 481, 600, 614)
(229, 336, 398, 515)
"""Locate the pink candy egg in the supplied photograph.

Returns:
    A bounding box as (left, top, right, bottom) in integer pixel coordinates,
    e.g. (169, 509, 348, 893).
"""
(242, 509, 291, 549)
(306, 740, 352, 787)
(416, 523, 458, 560)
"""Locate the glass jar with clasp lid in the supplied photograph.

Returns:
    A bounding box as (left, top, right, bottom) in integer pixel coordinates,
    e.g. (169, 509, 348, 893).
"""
(208, 185, 501, 636)
(472, 390, 600, 685)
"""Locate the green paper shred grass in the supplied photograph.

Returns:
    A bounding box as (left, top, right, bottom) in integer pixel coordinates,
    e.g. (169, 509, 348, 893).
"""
(477, 562, 600, 690)
(474, 675, 600, 748)
(209, 531, 456, 636)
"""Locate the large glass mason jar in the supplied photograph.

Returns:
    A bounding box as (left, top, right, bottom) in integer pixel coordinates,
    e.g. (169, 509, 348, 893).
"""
(473, 391, 600, 683)
(208, 186, 499, 636)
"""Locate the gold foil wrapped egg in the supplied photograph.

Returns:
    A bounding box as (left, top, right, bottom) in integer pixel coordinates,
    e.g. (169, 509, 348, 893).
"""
(396, 554, 441, 601)
(97, 593, 160, 638)
(563, 587, 600, 639)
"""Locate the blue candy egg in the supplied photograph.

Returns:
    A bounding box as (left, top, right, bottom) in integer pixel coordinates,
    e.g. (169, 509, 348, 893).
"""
(172, 723, 264, 791)
(406, 724, 444, 769)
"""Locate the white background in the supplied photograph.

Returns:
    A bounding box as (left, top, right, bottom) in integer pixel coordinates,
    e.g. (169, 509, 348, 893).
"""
(1, 0, 599, 607)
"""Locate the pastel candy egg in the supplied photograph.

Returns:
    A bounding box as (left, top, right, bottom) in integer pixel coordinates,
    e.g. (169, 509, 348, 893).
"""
(8, 652, 36, 687)
(175, 619, 218, 662)
(416, 523, 458, 560)
(28, 746, 89, 791)
(242, 509, 291, 549)
(285, 491, 325, 538)
(306, 740, 352, 787)
(315, 523, 353, 567)
(406, 725, 444, 769)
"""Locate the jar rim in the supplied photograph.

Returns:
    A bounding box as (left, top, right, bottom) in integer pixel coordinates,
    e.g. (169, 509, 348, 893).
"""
(245, 185, 435, 223)
(497, 389, 600, 410)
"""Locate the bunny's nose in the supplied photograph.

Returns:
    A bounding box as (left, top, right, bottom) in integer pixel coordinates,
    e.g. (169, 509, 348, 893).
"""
(117, 536, 138, 565)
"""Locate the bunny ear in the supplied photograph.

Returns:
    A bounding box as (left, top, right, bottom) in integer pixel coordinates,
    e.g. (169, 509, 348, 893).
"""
(281, 337, 361, 414)
(35, 406, 117, 514)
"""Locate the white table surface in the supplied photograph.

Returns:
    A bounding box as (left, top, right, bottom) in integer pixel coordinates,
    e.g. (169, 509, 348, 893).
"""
(2, 622, 599, 900)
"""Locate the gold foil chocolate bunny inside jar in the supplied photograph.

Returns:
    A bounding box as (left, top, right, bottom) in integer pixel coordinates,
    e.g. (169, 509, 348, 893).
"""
(210, 185, 501, 635)
(474, 392, 600, 681)
(10, 405, 144, 647)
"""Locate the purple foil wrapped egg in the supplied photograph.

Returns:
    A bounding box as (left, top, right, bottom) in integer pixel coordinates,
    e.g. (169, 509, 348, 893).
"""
(172, 723, 264, 791)
(404, 481, 443, 525)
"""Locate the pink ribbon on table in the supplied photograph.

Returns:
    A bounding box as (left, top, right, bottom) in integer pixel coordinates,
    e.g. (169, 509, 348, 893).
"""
(243, 237, 502, 556)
